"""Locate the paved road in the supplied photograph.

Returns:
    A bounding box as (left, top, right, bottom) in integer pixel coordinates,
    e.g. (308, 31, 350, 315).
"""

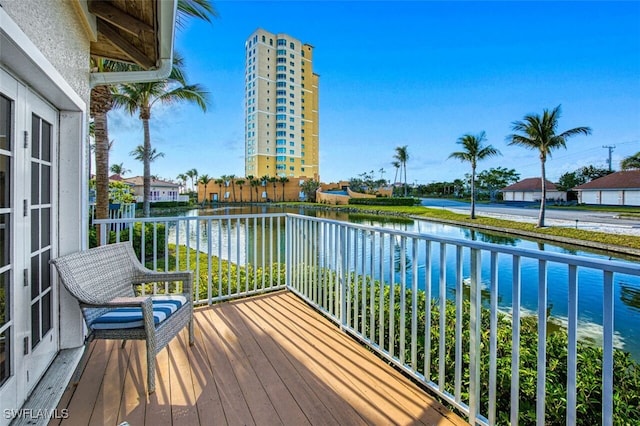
(420, 198, 640, 228)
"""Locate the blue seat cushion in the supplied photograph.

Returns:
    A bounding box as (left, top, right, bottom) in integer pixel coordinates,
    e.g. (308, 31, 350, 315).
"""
(91, 295, 187, 330)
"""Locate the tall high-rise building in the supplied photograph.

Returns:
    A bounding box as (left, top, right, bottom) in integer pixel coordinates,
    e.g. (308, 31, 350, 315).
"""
(245, 29, 319, 180)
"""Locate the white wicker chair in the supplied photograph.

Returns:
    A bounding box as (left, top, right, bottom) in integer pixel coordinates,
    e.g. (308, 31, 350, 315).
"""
(50, 242, 194, 393)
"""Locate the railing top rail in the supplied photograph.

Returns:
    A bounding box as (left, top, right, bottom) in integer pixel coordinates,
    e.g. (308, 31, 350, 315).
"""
(95, 212, 640, 275)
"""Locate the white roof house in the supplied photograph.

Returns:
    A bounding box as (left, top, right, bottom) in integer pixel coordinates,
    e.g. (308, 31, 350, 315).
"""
(501, 178, 566, 203)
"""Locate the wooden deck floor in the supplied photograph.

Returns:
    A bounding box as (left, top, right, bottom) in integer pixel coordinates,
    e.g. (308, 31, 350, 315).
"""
(51, 291, 465, 426)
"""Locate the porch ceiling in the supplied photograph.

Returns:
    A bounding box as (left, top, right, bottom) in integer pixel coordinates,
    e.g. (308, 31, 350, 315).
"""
(88, 0, 159, 69)
(52, 291, 465, 425)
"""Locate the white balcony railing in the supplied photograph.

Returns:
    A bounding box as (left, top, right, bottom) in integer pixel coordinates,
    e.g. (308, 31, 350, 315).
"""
(94, 213, 640, 426)
(134, 194, 189, 203)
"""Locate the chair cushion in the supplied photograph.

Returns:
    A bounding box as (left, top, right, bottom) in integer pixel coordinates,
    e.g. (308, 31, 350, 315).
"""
(91, 295, 187, 330)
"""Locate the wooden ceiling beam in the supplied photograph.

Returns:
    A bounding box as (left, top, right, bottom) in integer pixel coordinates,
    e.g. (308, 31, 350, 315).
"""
(97, 20, 155, 69)
(88, 0, 154, 37)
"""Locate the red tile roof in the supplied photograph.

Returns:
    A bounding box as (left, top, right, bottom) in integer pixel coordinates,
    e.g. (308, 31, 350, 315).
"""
(501, 178, 558, 192)
(573, 170, 640, 190)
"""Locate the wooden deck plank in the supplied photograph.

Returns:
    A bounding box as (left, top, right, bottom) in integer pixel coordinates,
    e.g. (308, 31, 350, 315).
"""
(59, 340, 114, 426)
(196, 308, 256, 426)
(54, 291, 466, 426)
(188, 318, 228, 426)
(168, 331, 200, 425)
(117, 340, 147, 425)
(144, 340, 172, 426)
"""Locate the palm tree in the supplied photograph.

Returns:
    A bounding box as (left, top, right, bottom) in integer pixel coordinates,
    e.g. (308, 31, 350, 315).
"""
(198, 174, 211, 203)
(246, 175, 255, 202)
(250, 178, 260, 203)
(228, 174, 236, 202)
(391, 160, 401, 191)
(270, 177, 278, 202)
(507, 105, 591, 227)
(215, 178, 224, 202)
(112, 54, 208, 217)
(621, 152, 640, 170)
(393, 146, 409, 196)
(279, 176, 290, 201)
(130, 145, 165, 163)
(379, 167, 386, 182)
(236, 179, 246, 203)
(89, 0, 215, 224)
(176, 173, 188, 193)
(186, 168, 198, 192)
(110, 162, 130, 176)
(448, 131, 501, 219)
(260, 175, 270, 201)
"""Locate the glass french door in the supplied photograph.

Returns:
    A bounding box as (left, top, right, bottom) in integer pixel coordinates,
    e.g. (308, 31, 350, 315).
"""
(0, 68, 58, 417)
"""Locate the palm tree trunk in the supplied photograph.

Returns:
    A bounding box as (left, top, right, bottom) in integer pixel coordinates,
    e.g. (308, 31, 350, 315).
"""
(539, 159, 547, 227)
(403, 163, 408, 196)
(470, 167, 476, 219)
(143, 117, 151, 217)
(90, 84, 113, 244)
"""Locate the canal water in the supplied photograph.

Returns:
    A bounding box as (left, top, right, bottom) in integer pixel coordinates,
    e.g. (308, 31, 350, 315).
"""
(165, 205, 640, 360)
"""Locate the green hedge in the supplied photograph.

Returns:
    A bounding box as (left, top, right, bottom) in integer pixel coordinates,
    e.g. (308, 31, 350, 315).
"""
(348, 197, 420, 206)
(89, 222, 166, 261)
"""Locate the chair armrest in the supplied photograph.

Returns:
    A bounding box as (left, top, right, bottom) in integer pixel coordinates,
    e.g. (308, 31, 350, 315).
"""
(80, 296, 152, 309)
(132, 271, 193, 298)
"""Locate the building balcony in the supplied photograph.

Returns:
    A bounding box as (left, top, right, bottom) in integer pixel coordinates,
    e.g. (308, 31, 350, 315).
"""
(37, 213, 640, 424)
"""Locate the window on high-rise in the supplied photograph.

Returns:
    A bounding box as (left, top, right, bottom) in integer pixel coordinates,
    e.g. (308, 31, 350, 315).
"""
(277, 49, 286, 55)
(270, 39, 273, 45)
(289, 42, 295, 49)
(277, 74, 286, 80)
(289, 141, 294, 146)
(262, 35, 265, 42)
(276, 148, 285, 153)
(277, 65, 286, 71)
(277, 39, 286, 46)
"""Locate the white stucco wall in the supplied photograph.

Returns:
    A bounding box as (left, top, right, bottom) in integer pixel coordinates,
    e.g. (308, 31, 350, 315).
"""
(2, 0, 91, 103)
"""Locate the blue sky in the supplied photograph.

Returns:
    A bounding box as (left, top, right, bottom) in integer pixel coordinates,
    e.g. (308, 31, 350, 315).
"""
(107, 1, 640, 185)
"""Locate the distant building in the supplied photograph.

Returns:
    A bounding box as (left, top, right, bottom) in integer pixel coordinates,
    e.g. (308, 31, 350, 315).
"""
(245, 29, 320, 180)
(572, 170, 640, 206)
(501, 178, 566, 203)
(123, 176, 183, 202)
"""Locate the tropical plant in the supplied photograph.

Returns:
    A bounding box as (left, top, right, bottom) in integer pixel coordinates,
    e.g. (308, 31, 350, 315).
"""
(260, 175, 270, 201)
(621, 152, 640, 170)
(507, 106, 591, 227)
(215, 178, 224, 201)
(236, 179, 245, 203)
(130, 145, 165, 163)
(300, 179, 320, 202)
(270, 177, 278, 201)
(176, 173, 188, 193)
(109, 162, 130, 176)
(186, 168, 198, 192)
(278, 176, 289, 201)
(393, 146, 410, 196)
(112, 54, 208, 217)
(392, 160, 401, 186)
(448, 131, 501, 219)
(250, 178, 260, 202)
(476, 167, 519, 201)
(228, 174, 236, 202)
(198, 174, 211, 203)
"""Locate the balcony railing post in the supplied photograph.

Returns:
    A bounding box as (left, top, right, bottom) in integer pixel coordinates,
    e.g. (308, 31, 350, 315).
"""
(339, 225, 347, 329)
(469, 248, 482, 423)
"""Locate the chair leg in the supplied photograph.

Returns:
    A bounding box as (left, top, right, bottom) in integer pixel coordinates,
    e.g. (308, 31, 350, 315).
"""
(189, 319, 195, 346)
(147, 346, 156, 394)
(121, 339, 127, 348)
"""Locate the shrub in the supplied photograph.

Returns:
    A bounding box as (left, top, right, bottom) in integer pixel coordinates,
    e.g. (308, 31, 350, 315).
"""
(89, 222, 166, 261)
(349, 197, 420, 206)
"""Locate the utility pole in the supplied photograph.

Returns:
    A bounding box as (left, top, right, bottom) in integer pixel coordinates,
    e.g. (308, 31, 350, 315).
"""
(603, 145, 616, 171)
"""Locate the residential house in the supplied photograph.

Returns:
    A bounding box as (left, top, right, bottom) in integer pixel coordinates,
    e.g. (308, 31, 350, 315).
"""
(0, 1, 177, 421)
(123, 176, 184, 202)
(501, 177, 566, 203)
(572, 170, 640, 206)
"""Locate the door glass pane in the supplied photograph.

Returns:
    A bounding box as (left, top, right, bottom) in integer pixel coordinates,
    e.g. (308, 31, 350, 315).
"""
(0, 213, 9, 267)
(0, 155, 9, 209)
(42, 292, 51, 335)
(31, 114, 39, 159)
(41, 165, 50, 204)
(41, 208, 50, 248)
(30, 255, 39, 300)
(0, 95, 10, 151)
(31, 210, 39, 253)
(31, 163, 39, 205)
(41, 250, 50, 290)
(0, 271, 9, 328)
(41, 121, 51, 162)
(0, 329, 9, 386)
(31, 303, 40, 349)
